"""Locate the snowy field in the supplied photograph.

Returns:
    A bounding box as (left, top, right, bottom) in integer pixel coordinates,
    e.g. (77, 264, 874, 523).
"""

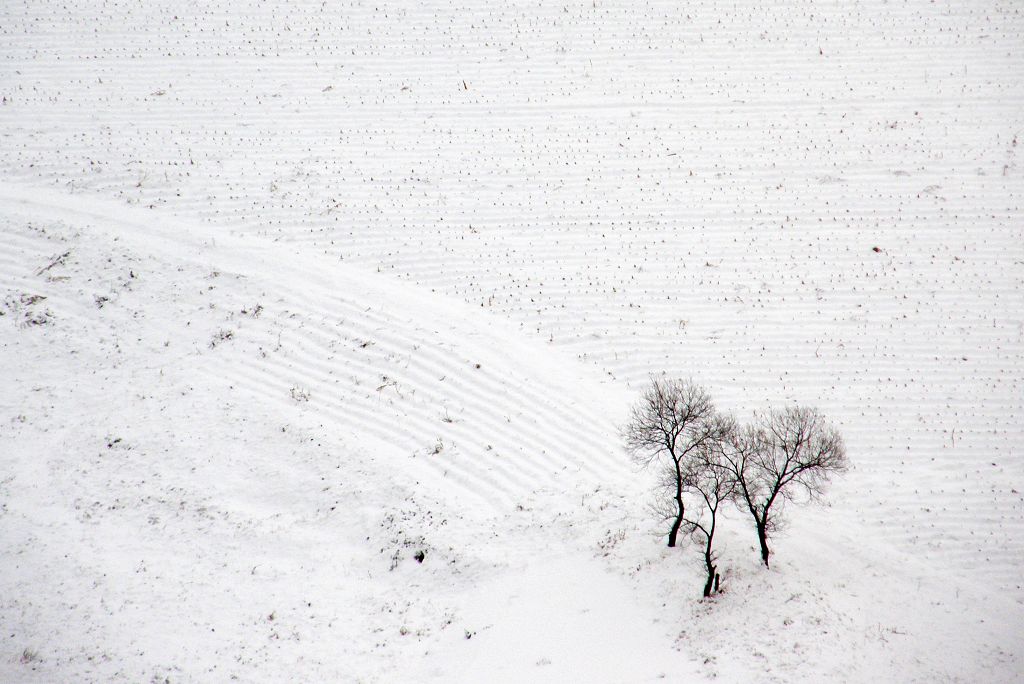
(1, 1, 1022, 681)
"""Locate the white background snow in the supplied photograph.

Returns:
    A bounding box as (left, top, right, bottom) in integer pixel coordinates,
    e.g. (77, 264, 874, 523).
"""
(1, 1, 1022, 681)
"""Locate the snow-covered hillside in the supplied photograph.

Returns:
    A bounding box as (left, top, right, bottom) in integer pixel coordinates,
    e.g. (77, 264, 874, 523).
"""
(1, 1, 1022, 682)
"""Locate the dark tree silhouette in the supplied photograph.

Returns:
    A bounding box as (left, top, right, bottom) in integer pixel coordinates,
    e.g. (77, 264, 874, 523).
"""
(624, 378, 730, 548)
(722, 406, 848, 568)
(681, 440, 739, 597)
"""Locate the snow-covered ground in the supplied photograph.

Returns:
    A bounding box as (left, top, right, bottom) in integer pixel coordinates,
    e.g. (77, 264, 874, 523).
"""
(1, 1, 1022, 681)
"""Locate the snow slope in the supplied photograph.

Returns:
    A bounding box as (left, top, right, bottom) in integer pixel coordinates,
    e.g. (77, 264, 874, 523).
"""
(2, 0, 1023, 681)
(0, 185, 708, 681)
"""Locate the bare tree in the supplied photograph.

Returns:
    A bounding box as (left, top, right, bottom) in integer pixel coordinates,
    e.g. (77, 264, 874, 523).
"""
(721, 406, 848, 568)
(681, 440, 738, 597)
(624, 378, 730, 548)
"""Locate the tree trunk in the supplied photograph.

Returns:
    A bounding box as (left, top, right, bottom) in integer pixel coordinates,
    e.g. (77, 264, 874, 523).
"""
(667, 513, 683, 548)
(702, 563, 716, 598)
(757, 521, 770, 568)
(702, 536, 716, 597)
